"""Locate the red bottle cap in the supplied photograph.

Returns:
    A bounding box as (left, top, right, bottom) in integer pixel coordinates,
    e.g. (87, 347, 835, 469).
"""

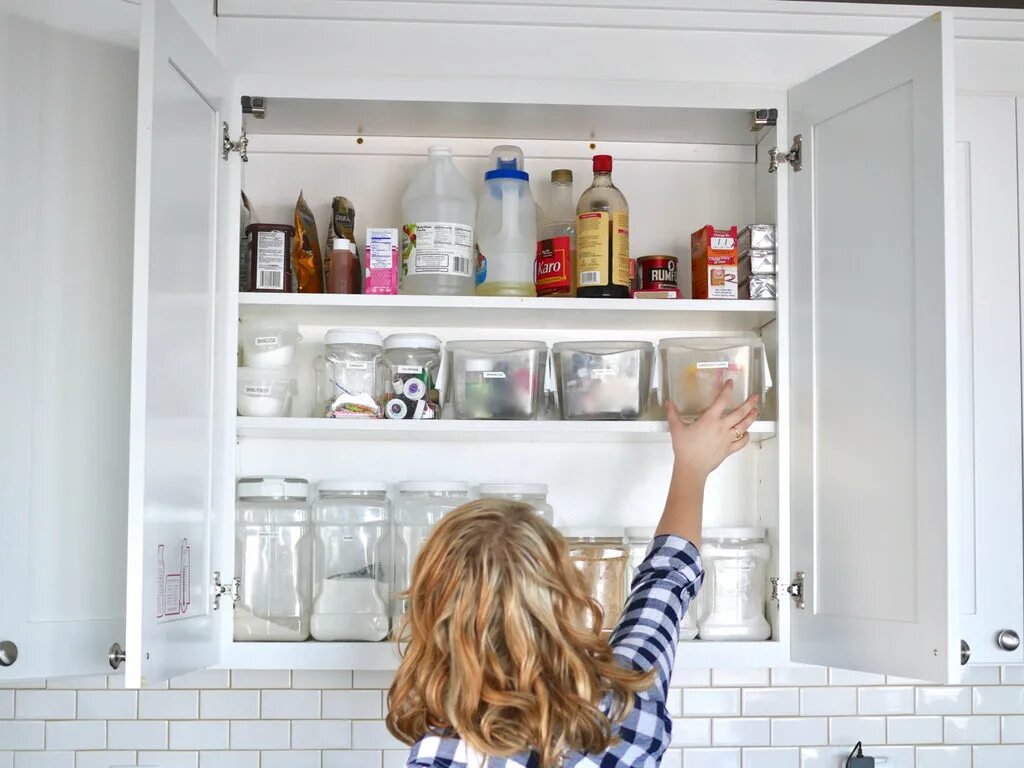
(593, 154, 613, 173)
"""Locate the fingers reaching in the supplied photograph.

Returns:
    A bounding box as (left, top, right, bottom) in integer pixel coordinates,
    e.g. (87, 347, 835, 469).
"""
(728, 394, 760, 426)
(728, 432, 751, 455)
(731, 406, 760, 437)
(706, 380, 735, 418)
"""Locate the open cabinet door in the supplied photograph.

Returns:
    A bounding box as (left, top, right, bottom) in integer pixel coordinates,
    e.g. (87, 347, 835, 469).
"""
(125, 0, 234, 686)
(788, 14, 960, 682)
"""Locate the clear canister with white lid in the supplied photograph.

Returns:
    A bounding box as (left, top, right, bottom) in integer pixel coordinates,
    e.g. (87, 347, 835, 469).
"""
(237, 367, 297, 417)
(382, 334, 443, 420)
(234, 476, 311, 641)
(477, 483, 554, 523)
(310, 481, 392, 641)
(625, 527, 698, 640)
(392, 481, 469, 621)
(314, 328, 385, 418)
(698, 527, 771, 641)
(563, 527, 628, 633)
(239, 320, 302, 369)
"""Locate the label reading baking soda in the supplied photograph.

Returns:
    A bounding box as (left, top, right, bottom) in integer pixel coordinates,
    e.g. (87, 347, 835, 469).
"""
(254, 336, 279, 347)
(575, 212, 630, 288)
(243, 384, 272, 396)
(401, 222, 474, 278)
(536, 236, 572, 295)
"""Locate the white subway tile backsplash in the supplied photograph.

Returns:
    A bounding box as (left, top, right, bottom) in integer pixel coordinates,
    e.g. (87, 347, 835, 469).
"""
(681, 747, 740, 768)
(44, 677, 107, 691)
(658, 750, 682, 768)
(973, 685, 1024, 714)
(711, 717, 769, 746)
(381, 751, 409, 768)
(955, 665, 1001, 685)
(682, 689, 740, 717)
(886, 716, 943, 745)
(322, 750, 382, 768)
(44, 721, 106, 750)
(0, 681, 44, 690)
(770, 667, 828, 687)
(291, 671, 353, 690)
(322, 691, 382, 720)
(915, 687, 971, 715)
(107, 720, 168, 750)
(260, 690, 320, 719)
(828, 669, 886, 686)
(0, 722, 44, 750)
(138, 690, 199, 720)
(0, 753, 10, 768)
(0, 691, 13, 719)
(230, 671, 290, 689)
(352, 672, 394, 690)
(15, 691, 75, 720)
(972, 745, 1024, 767)
(1002, 715, 1024, 743)
(829, 716, 885, 746)
(858, 686, 914, 715)
(11, 752, 73, 768)
(800, 687, 856, 716)
(915, 745, 971, 768)
(229, 720, 290, 750)
(76, 692, 137, 720)
(260, 750, 321, 767)
(670, 668, 711, 688)
(198, 751, 259, 768)
(76, 751, 141, 768)
(351, 721, 402, 750)
(670, 718, 711, 747)
(170, 670, 231, 690)
(710, 668, 769, 687)
(743, 688, 799, 717)
(1001, 666, 1024, 685)
(943, 715, 1000, 744)
(798, 746, 855, 767)
(741, 747, 798, 768)
(291, 720, 352, 750)
(199, 690, 259, 720)
(862, 745, 914, 768)
(770, 717, 827, 747)
(169, 720, 229, 750)
(666, 689, 683, 717)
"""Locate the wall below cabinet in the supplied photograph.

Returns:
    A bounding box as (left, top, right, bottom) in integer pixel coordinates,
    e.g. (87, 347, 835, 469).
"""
(3, 666, 1024, 767)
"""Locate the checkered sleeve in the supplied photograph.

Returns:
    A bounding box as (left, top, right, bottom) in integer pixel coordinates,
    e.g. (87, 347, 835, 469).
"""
(608, 534, 703, 702)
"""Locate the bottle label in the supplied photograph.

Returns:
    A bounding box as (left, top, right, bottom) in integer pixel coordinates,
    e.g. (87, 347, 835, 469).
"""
(255, 230, 286, 291)
(401, 222, 474, 278)
(576, 212, 609, 287)
(536, 236, 572, 295)
(612, 211, 630, 288)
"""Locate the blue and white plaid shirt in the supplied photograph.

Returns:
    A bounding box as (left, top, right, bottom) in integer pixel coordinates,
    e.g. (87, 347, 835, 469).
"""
(406, 534, 704, 767)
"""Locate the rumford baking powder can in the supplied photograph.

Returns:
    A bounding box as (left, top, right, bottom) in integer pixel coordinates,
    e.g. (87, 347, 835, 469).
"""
(637, 255, 678, 291)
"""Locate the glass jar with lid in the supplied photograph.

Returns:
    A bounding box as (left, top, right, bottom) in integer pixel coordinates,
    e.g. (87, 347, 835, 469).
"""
(625, 527, 698, 640)
(477, 483, 553, 523)
(697, 528, 771, 641)
(563, 527, 628, 633)
(310, 481, 392, 642)
(382, 334, 442, 420)
(314, 328, 385, 418)
(234, 476, 311, 641)
(392, 481, 469, 621)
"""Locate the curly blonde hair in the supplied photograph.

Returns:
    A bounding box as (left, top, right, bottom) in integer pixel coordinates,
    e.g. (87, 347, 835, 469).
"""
(386, 500, 654, 767)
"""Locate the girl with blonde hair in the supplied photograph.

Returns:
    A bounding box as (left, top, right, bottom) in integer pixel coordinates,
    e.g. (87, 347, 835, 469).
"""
(388, 383, 759, 767)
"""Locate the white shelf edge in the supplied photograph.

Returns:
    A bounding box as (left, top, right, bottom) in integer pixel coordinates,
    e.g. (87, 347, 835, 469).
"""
(236, 417, 778, 442)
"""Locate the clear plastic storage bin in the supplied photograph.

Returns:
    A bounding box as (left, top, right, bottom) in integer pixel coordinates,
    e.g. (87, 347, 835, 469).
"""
(564, 528, 628, 633)
(553, 341, 654, 420)
(314, 329, 385, 418)
(382, 334, 442, 420)
(234, 477, 311, 641)
(659, 337, 769, 420)
(625, 527, 698, 640)
(698, 528, 771, 641)
(239, 321, 302, 369)
(446, 341, 547, 419)
(237, 367, 296, 417)
(477, 483, 554, 523)
(392, 481, 469, 622)
(310, 481, 391, 641)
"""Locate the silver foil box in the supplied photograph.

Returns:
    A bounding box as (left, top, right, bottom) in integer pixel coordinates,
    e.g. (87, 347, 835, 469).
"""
(738, 224, 776, 253)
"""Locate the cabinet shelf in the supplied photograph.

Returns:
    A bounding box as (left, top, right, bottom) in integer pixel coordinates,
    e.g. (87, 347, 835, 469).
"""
(237, 293, 777, 332)
(236, 417, 778, 442)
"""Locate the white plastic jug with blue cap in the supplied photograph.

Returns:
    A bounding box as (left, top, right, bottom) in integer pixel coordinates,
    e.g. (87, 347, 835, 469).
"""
(475, 145, 537, 297)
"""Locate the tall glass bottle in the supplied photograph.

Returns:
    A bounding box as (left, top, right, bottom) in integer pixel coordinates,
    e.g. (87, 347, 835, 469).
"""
(575, 155, 630, 299)
(536, 169, 576, 297)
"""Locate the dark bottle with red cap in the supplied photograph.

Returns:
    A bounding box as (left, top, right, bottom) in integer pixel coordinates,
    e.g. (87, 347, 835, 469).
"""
(575, 154, 630, 299)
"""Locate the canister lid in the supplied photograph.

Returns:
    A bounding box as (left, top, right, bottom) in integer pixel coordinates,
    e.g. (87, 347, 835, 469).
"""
(624, 527, 658, 541)
(560, 526, 625, 541)
(478, 483, 548, 497)
(325, 328, 384, 347)
(703, 527, 766, 541)
(396, 481, 469, 494)
(318, 480, 388, 494)
(384, 333, 442, 351)
(237, 476, 309, 500)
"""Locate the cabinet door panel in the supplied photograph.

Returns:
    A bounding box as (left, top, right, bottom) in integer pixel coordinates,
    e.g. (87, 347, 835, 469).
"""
(789, 14, 960, 681)
(956, 95, 1023, 666)
(126, 0, 231, 686)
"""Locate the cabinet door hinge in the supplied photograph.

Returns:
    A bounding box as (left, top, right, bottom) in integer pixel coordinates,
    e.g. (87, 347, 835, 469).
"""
(222, 122, 248, 162)
(750, 108, 778, 132)
(211, 570, 240, 610)
(768, 134, 802, 174)
(770, 571, 806, 609)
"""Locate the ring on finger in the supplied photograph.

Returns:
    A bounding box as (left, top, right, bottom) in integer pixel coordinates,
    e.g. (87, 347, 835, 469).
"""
(731, 427, 743, 441)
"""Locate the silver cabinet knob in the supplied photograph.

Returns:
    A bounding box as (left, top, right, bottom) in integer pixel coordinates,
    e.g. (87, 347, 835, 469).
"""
(108, 642, 125, 671)
(0, 641, 17, 667)
(998, 630, 1021, 652)
(961, 639, 971, 665)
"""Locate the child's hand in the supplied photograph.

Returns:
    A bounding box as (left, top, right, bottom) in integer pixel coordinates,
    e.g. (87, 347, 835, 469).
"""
(666, 382, 759, 480)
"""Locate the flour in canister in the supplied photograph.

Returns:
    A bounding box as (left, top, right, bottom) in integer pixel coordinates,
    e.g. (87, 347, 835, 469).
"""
(311, 577, 390, 641)
(233, 606, 309, 641)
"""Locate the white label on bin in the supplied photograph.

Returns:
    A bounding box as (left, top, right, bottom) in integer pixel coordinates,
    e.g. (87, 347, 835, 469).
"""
(396, 365, 424, 374)
(254, 335, 279, 347)
(482, 371, 506, 379)
(696, 361, 730, 370)
(243, 384, 272, 396)
(345, 361, 369, 370)
(591, 367, 617, 378)
(710, 235, 735, 250)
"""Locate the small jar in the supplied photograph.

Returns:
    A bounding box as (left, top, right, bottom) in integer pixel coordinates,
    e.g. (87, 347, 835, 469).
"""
(392, 481, 469, 621)
(625, 527, 698, 640)
(237, 367, 296, 417)
(239, 321, 301, 369)
(477, 483, 554, 523)
(310, 481, 391, 641)
(698, 528, 771, 641)
(563, 527, 628, 633)
(382, 334, 442, 420)
(314, 328, 385, 418)
(234, 477, 311, 641)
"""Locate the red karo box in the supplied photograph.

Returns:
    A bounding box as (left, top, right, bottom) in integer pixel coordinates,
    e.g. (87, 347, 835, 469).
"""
(692, 225, 742, 300)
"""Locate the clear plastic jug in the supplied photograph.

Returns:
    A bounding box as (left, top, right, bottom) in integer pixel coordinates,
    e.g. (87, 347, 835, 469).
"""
(400, 145, 477, 296)
(476, 145, 537, 297)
